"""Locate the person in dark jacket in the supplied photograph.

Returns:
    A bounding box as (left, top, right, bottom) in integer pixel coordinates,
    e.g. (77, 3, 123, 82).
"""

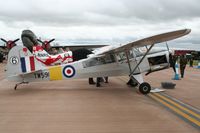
(180, 55, 188, 78)
(169, 54, 177, 73)
(189, 55, 194, 67)
(89, 77, 95, 84)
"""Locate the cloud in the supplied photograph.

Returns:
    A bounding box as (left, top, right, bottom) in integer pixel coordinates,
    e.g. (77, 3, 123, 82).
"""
(0, 0, 199, 47)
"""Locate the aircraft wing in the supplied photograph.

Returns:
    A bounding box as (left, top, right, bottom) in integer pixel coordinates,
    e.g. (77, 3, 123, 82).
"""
(51, 44, 108, 51)
(96, 29, 191, 55)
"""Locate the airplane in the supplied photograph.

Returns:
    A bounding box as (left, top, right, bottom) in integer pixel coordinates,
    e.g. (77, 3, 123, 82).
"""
(20, 30, 107, 66)
(0, 38, 20, 62)
(37, 38, 108, 51)
(37, 38, 55, 51)
(0, 38, 20, 53)
(5, 29, 191, 94)
(32, 45, 73, 66)
(0, 38, 20, 50)
(21, 30, 107, 52)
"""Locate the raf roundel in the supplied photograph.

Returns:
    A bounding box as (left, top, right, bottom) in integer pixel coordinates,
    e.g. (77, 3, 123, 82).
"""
(63, 65, 76, 78)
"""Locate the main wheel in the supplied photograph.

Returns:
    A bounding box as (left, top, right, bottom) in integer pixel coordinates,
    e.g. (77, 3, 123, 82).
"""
(139, 82, 151, 95)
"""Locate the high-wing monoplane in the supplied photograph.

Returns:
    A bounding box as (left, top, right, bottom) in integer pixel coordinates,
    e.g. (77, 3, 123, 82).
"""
(6, 29, 191, 94)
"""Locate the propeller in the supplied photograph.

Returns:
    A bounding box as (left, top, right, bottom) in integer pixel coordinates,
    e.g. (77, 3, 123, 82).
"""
(37, 38, 55, 51)
(37, 38, 55, 44)
(0, 38, 20, 49)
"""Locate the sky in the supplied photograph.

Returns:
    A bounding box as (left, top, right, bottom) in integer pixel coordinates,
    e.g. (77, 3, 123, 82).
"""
(0, 0, 200, 49)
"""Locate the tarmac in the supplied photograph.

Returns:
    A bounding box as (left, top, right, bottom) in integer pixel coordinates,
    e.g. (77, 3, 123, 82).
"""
(0, 62, 199, 133)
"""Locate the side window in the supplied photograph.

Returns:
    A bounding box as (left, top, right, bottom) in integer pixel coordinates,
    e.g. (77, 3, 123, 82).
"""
(129, 49, 135, 59)
(133, 48, 143, 57)
(116, 52, 126, 62)
(82, 54, 116, 68)
(105, 54, 116, 63)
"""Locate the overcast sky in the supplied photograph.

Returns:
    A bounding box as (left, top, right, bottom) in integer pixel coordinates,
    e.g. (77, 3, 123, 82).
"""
(0, 0, 200, 48)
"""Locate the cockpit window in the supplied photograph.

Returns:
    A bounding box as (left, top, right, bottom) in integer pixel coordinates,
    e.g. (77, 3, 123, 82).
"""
(132, 48, 143, 57)
(116, 52, 126, 62)
(82, 54, 116, 68)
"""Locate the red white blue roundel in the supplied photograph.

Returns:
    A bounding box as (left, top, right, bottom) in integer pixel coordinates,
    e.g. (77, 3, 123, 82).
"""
(63, 65, 76, 78)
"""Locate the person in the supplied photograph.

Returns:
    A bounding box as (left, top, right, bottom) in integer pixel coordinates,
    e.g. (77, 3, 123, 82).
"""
(58, 47, 64, 53)
(89, 78, 95, 84)
(169, 54, 177, 73)
(96, 77, 101, 87)
(64, 47, 70, 52)
(189, 56, 193, 67)
(180, 55, 187, 78)
(64, 47, 73, 63)
(0, 52, 3, 63)
(51, 48, 58, 55)
(104, 77, 108, 83)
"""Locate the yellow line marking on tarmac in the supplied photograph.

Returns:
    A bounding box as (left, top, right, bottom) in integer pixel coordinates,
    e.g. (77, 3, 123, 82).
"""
(149, 94, 200, 127)
(153, 93, 200, 119)
(119, 76, 200, 126)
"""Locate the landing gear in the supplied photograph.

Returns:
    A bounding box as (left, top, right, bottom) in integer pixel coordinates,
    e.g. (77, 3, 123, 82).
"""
(127, 79, 138, 87)
(14, 81, 29, 90)
(127, 74, 151, 95)
(139, 82, 151, 95)
(124, 44, 155, 95)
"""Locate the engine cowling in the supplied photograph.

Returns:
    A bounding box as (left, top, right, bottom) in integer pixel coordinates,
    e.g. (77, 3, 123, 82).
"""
(21, 30, 38, 52)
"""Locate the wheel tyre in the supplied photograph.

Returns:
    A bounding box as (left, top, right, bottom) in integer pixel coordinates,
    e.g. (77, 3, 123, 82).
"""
(139, 82, 151, 95)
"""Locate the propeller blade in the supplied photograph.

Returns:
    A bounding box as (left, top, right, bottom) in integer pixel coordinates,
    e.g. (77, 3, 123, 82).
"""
(13, 38, 20, 43)
(48, 38, 55, 44)
(37, 39, 45, 44)
(9, 38, 20, 46)
(0, 38, 8, 43)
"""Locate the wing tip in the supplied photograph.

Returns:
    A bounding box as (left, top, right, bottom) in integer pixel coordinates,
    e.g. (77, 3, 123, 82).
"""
(183, 28, 191, 35)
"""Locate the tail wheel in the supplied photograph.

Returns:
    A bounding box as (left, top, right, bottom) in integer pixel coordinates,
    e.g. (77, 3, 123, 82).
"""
(139, 82, 151, 95)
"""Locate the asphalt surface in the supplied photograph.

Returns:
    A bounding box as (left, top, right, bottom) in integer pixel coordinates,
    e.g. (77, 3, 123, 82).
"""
(0, 62, 199, 133)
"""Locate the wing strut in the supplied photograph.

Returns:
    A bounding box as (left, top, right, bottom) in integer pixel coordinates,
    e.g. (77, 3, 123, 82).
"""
(129, 44, 155, 76)
(125, 51, 132, 73)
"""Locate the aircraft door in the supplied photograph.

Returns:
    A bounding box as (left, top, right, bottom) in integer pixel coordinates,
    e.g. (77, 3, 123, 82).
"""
(131, 48, 150, 73)
(116, 50, 141, 74)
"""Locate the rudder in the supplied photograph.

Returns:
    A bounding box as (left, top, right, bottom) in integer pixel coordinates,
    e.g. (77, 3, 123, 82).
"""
(6, 46, 45, 81)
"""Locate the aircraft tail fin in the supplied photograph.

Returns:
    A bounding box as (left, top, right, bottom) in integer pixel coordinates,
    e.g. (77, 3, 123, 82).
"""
(6, 46, 45, 81)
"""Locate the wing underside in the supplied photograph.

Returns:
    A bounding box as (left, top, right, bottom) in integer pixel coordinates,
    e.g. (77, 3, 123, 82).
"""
(98, 29, 191, 55)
